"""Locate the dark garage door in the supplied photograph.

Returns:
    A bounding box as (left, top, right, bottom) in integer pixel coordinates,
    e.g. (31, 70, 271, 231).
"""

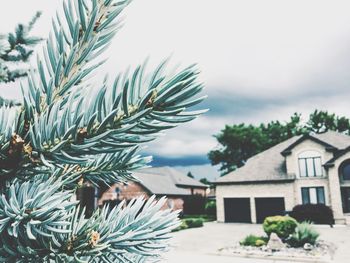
(255, 197, 285, 223)
(224, 198, 251, 223)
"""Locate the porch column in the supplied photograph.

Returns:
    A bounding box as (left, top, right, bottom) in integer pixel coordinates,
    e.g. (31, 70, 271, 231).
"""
(328, 166, 345, 223)
(250, 197, 257, 223)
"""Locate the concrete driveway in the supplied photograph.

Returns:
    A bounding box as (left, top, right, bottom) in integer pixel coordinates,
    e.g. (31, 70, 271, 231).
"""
(163, 222, 350, 263)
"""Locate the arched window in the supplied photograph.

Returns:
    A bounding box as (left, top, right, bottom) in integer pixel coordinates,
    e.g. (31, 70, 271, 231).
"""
(341, 161, 350, 181)
(298, 150, 322, 177)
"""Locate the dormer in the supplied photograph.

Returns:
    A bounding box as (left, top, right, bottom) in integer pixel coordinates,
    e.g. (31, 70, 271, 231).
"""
(281, 134, 336, 178)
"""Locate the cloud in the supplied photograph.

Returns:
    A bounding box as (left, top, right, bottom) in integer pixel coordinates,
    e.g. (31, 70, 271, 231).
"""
(2, 0, 350, 173)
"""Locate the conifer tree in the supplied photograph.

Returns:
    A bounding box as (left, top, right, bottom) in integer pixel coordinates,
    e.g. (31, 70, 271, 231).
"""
(0, 0, 206, 262)
(0, 11, 42, 83)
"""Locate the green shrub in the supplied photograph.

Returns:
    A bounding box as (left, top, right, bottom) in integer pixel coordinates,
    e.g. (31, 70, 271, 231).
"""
(240, 235, 268, 247)
(205, 200, 216, 217)
(183, 214, 215, 222)
(255, 239, 267, 247)
(263, 216, 298, 239)
(287, 222, 320, 247)
(290, 204, 334, 225)
(173, 217, 204, 232)
(172, 219, 189, 232)
(184, 218, 204, 228)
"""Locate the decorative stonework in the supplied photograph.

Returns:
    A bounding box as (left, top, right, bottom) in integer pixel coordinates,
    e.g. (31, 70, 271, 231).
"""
(218, 240, 335, 262)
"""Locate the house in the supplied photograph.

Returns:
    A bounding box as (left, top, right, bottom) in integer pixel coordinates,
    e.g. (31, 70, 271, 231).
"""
(98, 166, 208, 211)
(215, 131, 350, 224)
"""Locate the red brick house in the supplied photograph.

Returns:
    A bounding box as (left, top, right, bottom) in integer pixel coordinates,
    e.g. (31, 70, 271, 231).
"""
(98, 166, 208, 211)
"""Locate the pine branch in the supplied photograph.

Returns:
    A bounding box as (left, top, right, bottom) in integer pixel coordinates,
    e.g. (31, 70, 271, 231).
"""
(55, 196, 179, 262)
(0, 0, 207, 261)
(0, 12, 42, 83)
(81, 150, 152, 186)
(27, 62, 206, 168)
(0, 177, 77, 262)
(0, 195, 179, 262)
(24, 0, 131, 116)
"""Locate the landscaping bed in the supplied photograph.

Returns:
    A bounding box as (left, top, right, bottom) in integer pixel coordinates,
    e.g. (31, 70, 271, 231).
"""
(218, 240, 335, 262)
(217, 215, 337, 262)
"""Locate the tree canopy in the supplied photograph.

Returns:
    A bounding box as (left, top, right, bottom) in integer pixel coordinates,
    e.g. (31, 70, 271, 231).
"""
(187, 171, 194, 178)
(209, 110, 350, 175)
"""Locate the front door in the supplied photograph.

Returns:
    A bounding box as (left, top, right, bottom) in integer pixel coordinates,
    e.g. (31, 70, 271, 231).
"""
(341, 187, 350, 213)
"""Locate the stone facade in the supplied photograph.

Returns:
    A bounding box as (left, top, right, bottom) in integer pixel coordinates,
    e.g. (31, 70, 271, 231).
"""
(327, 152, 350, 223)
(216, 182, 294, 223)
(216, 138, 350, 224)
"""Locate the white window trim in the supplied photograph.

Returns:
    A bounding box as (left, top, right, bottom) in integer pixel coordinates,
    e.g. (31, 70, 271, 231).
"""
(297, 150, 323, 178)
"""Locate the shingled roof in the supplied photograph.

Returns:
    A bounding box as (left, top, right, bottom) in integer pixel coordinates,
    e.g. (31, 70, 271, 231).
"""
(133, 166, 207, 196)
(216, 131, 350, 184)
(313, 131, 350, 149)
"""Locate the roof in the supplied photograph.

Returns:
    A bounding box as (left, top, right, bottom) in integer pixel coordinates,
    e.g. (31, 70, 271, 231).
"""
(216, 131, 350, 184)
(312, 131, 350, 149)
(216, 136, 301, 184)
(133, 166, 207, 196)
(281, 131, 350, 156)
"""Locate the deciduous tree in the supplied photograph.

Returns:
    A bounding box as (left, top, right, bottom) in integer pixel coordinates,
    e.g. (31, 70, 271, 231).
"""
(209, 111, 349, 175)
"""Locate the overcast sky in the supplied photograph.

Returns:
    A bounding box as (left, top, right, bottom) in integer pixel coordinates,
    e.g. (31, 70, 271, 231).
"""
(2, 0, 350, 180)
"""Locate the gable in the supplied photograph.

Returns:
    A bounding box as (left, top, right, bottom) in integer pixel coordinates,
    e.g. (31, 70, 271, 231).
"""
(282, 131, 350, 157)
(281, 134, 336, 156)
(284, 138, 334, 178)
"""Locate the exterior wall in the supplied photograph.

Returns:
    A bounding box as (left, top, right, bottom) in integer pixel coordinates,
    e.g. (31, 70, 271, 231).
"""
(216, 182, 295, 223)
(166, 198, 184, 211)
(335, 152, 350, 188)
(98, 182, 149, 206)
(286, 139, 345, 223)
(193, 188, 207, 196)
(98, 182, 185, 211)
(293, 178, 330, 206)
(217, 139, 349, 224)
(327, 152, 350, 224)
(285, 139, 333, 178)
(176, 186, 207, 196)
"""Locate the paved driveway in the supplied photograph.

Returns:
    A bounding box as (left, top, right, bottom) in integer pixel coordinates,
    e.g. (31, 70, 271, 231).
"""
(163, 222, 350, 263)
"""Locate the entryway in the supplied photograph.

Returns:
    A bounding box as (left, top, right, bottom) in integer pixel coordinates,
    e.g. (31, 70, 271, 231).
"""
(341, 187, 350, 213)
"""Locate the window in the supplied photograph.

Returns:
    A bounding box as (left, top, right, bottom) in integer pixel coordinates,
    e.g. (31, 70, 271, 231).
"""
(298, 151, 322, 177)
(301, 187, 325, 204)
(341, 162, 350, 181)
(167, 199, 175, 209)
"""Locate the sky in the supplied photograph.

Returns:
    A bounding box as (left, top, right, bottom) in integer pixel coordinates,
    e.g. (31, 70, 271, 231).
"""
(2, 0, 350, 181)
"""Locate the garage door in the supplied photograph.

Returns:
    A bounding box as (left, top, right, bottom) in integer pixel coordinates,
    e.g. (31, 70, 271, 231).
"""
(255, 197, 285, 223)
(224, 198, 251, 223)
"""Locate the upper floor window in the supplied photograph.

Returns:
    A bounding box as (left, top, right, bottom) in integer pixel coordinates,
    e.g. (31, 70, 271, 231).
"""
(341, 162, 350, 181)
(298, 150, 322, 177)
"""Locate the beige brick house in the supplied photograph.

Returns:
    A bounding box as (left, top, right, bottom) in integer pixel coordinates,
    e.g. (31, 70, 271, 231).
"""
(216, 131, 350, 224)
